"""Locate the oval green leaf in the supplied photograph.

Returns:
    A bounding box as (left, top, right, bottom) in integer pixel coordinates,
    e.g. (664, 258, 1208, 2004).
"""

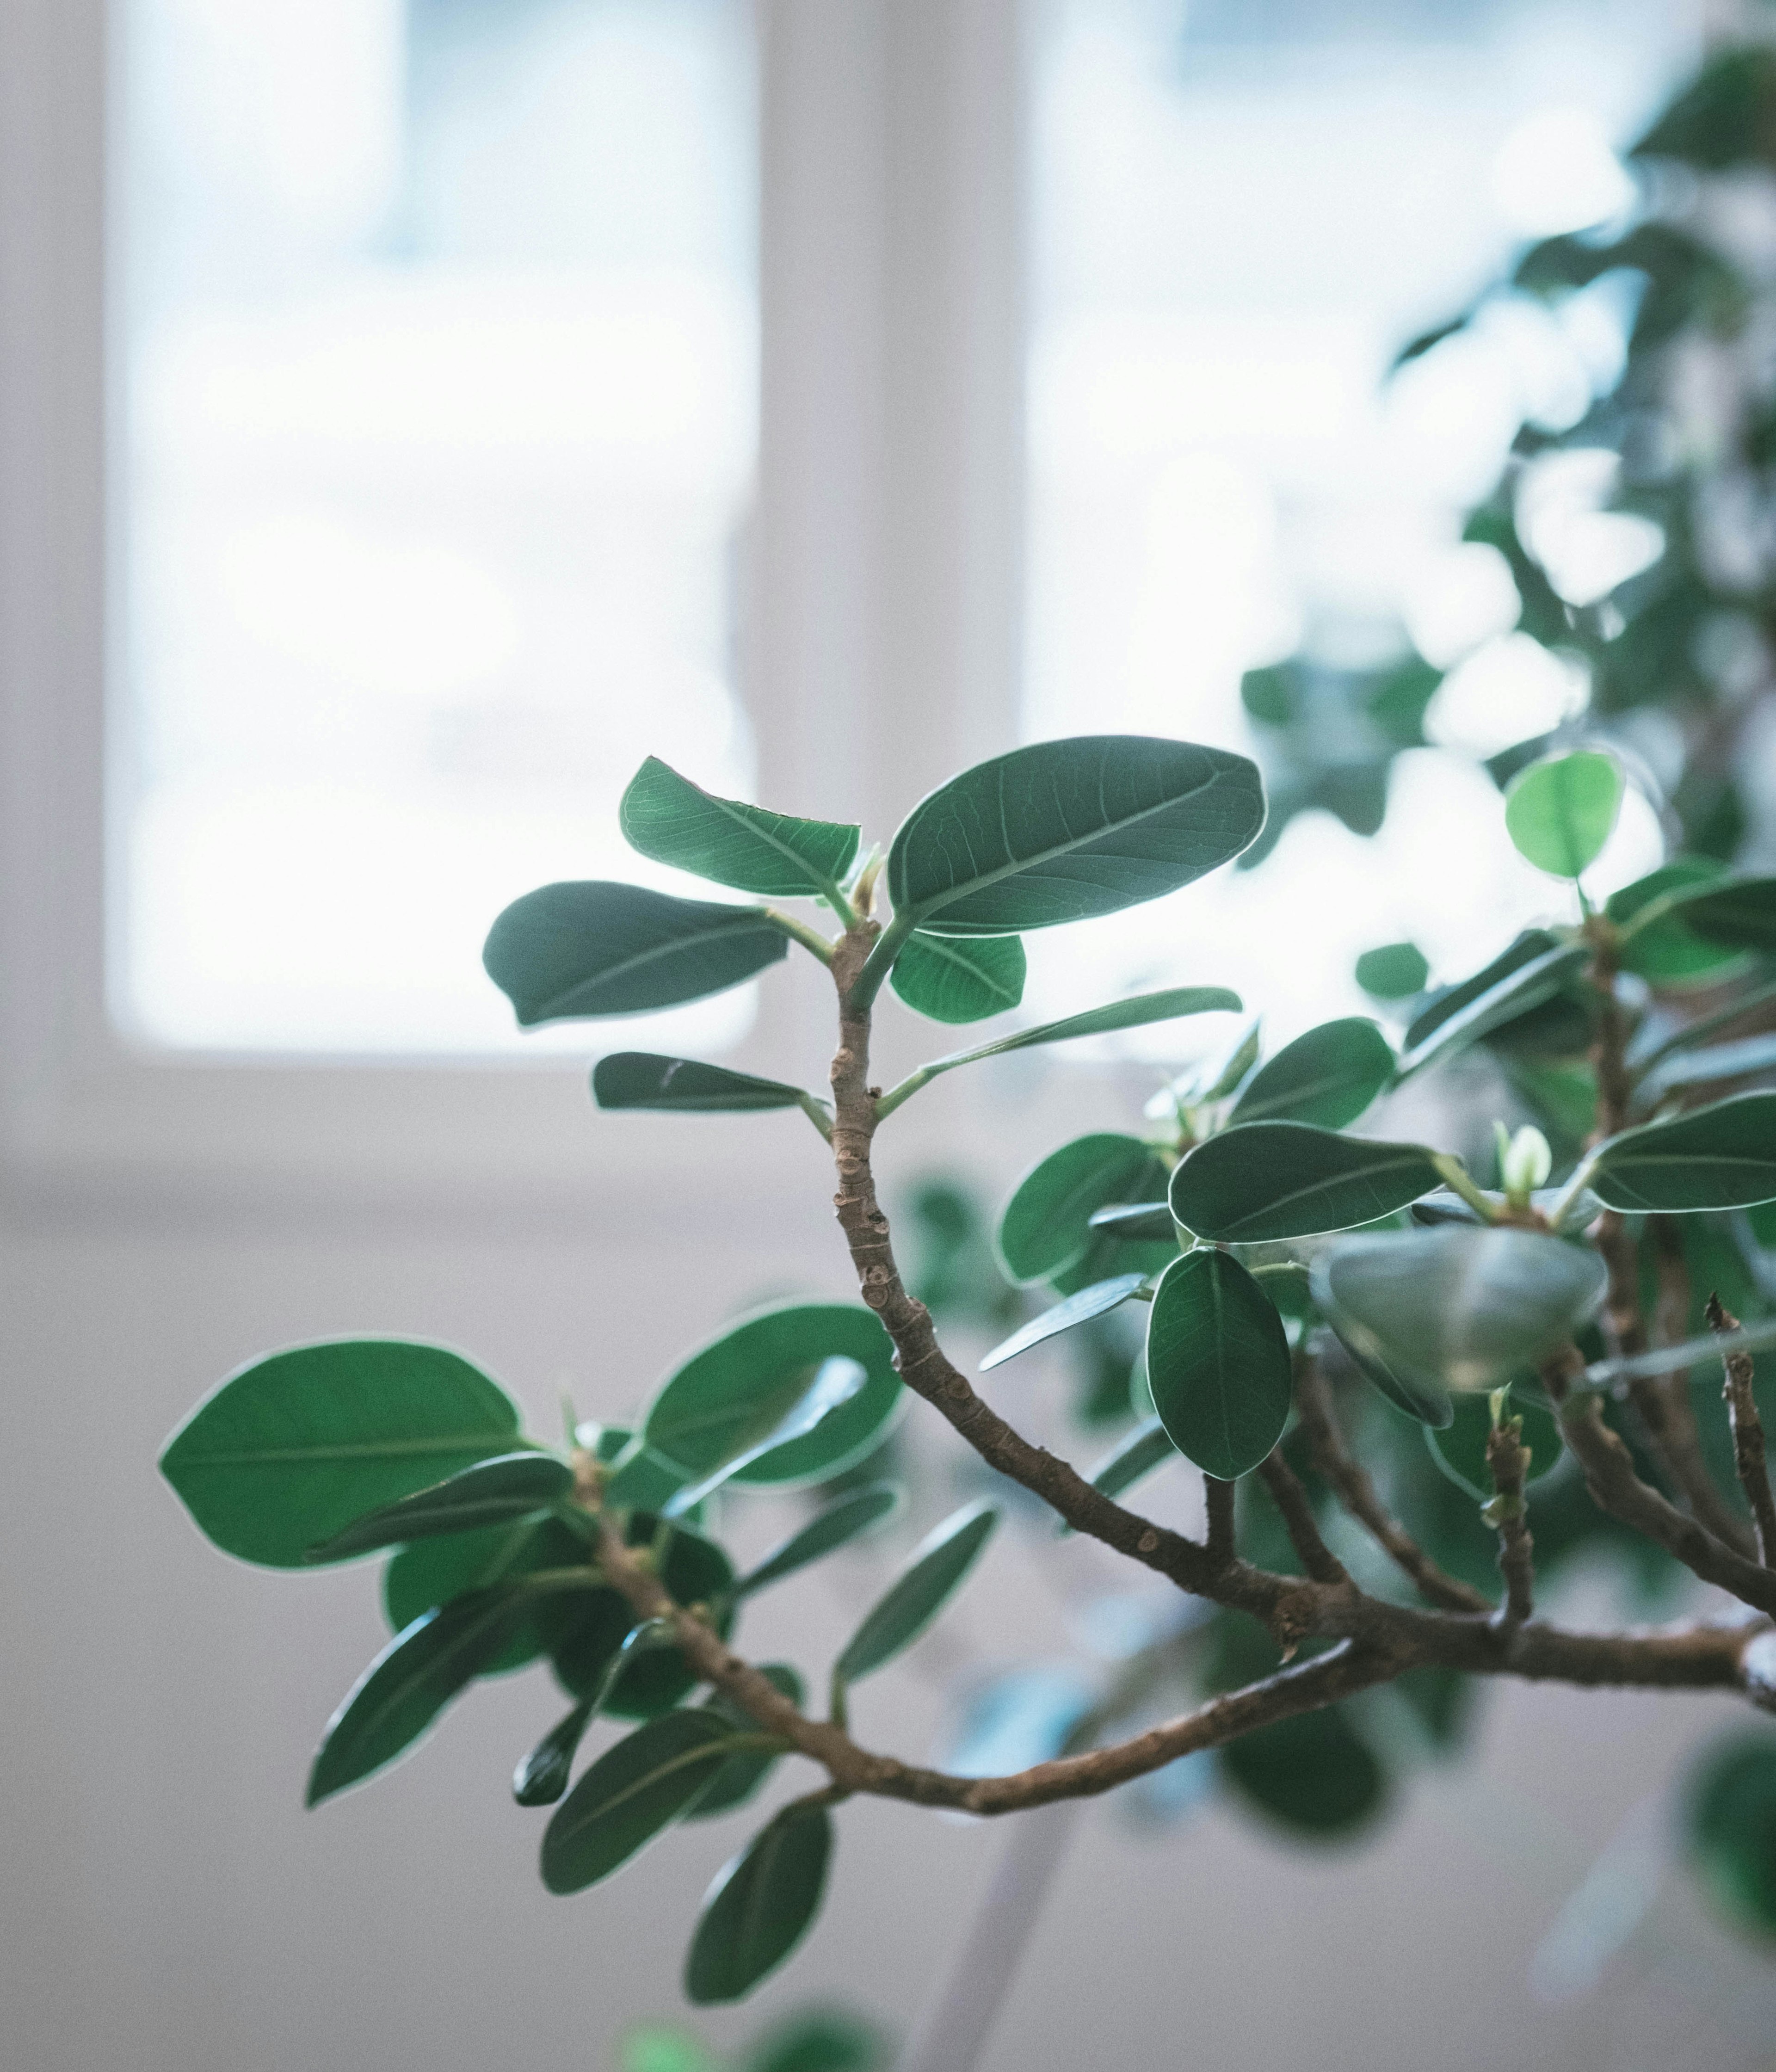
(1170, 1123, 1442, 1243)
(1088, 1202, 1176, 1241)
(684, 1803, 835, 2004)
(619, 757, 859, 899)
(1220, 1705, 1388, 1838)
(1144, 1249, 1292, 1480)
(998, 1133, 1172, 1286)
(1355, 942, 1429, 999)
(1398, 934, 1587, 1078)
(1227, 1018, 1395, 1130)
(304, 1452, 570, 1562)
(834, 1500, 999, 1685)
(662, 1357, 870, 1516)
(592, 1054, 813, 1114)
(886, 735, 1264, 936)
(483, 881, 787, 1025)
(1610, 859, 1745, 985)
(641, 1301, 901, 1490)
(890, 931, 1026, 1024)
(551, 1523, 735, 1720)
(384, 1514, 591, 1676)
(160, 1338, 525, 1570)
(979, 1273, 1149, 1373)
(514, 1699, 596, 1807)
(1590, 1092, 1776, 1212)
(1505, 749, 1624, 878)
(732, 1484, 904, 1601)
(1678, 876, 1776, 954)
(540, 1710, 743, 1894)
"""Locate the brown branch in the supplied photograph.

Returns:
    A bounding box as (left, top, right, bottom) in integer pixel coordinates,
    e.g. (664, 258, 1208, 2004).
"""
(1649, 1219, 1757, 1554)
(1708, 1293, 1776, 1566)
(1257, 1450, 1350, 1587)
(1293, 1355, 1491, 1615)
(1484, 1413, 1535, 1627)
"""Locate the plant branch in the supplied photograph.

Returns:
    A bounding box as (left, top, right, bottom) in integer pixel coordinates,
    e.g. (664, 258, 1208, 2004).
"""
(1708, 1292, 1776, 1566)
(1485, 1412, 1535, 1627)
(1257, 1450, 1350, 1588)
(1649, 1215, 1755, 1554)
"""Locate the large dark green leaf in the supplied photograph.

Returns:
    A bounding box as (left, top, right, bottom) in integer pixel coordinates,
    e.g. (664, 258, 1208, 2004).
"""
(308, 1588, 534, 1805)
(731, 1484, 903, 1601)
(687, 1665, 806, 1821)
(1311, 1227, 1607, 1398)
(483, 882, 786, 1025)
(305, 1452, 570, 1562)
(1504, 749, 1624, 878)
(885, 735, 1264, 937)
(834, 1501, 999, 1685)
(684, 1802, 834, 2004)
(592, 1054, 813, 1114)
(1678, 877, 1776, 953)
(1610, 859, 1745, 985)
(1398, 932, 1586, 1078)
(1589, 1092, 1776, 1212)
(998, 1133, 1171, 1285)
(1144, 1250, 1292, 1479)
(551, 1523, 735, 1720)
(1227, 1018, 1395, 1130)
(1685, 1733, 1776, 1941)
(641, 1302, 901, 1490)
(602, 1438, 696, 1514)
(540, 1710, 745, 1894)
(619, 757, 859, 899)
(662, 1357, 870, 1516)
(1424, 1390, 1564, 1501)
(383, 1514, 591, 1676)
(979, 1273, 1149, 1372)
(160, 1339, 525, 1570)
(1220, 1705, 1388, 1839)
(889, 932, 1025, 1024)
(1170, 1123, 1442, 1242)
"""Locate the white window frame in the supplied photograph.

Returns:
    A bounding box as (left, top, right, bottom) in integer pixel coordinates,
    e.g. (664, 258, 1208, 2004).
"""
(0, 0, 1067, 1218)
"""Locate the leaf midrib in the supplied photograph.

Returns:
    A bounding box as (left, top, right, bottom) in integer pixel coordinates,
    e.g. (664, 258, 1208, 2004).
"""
(538, 908, 776, 1016)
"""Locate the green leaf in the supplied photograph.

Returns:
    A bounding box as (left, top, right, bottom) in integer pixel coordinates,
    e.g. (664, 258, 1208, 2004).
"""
(1677, 877, 1776, 953)
(1355, 943, 1429, 999)
(1590, 1092, 1776, 1212)
(732, 1484, 904, 1601)
(684, 1802, 835, 2004)
(1640, 1032, 1776, 1103)
(1144, 1250, 1292, 1480)
(1220, 1705, 1388, 1839)
(160, 1339, 525, 1570)
(603, 1438, 697, 1514)
(383, 1514, 590, 1676)
(540, 1710, 745, 1894)
(619, 757, 859, 900)
(889, 932, 1026, 1024)
(641, 1301, 902, 1490)
(592, 1054, 814, 1114)
(1088, 1202, 1176, 1241)
(741, 2010, 885, 2072)
(1504, 750, 1625, 878)
(1424, 1390, 1564, 1502)
(551, 1523, 735, 1720)
(308, 1589, 534, 1805)
(834, 1501, 999, 1685)
(483, 882, 787, 1025)
(662, 1357, 870, 1516)
(980, 1273, 1149, 1373)
(687, 1665, 806, 1821)
(1398, 934, 1587, 1077)
(1227, 1018, 1395, 1130)
(1610, 860, 1745, 985)
(622, 2028, 720, 2072)
(1067, 1416, 1180, 1525)
(885, 735, 1264, 937)
(1170, 1123, 1442, 1242)
(513, 1700, 596, 1807)
(998, 1133, 1172, 1286)
(1685, 1732, 1776, 1941)
(1311, 1227, 1608, 1398)
(304, 1452, 571, 1562)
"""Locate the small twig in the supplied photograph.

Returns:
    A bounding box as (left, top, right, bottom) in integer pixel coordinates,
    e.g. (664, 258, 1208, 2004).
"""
(1649, 1218, 1756, 1554)
(1484, 1411, 1536, 1628)
(1257, 1451, 1350, 1588)
(1205, 1475, 1237, 1568)
(1708, 1293, 1776, 1568)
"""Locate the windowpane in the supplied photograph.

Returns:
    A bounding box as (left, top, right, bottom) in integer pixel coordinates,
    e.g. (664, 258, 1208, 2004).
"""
(117, 0, 756, 1052)
(1025, 0, 1692, 1046)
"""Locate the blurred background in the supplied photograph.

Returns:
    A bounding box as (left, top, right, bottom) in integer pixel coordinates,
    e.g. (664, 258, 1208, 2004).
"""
(7, 0, 1776, 2066)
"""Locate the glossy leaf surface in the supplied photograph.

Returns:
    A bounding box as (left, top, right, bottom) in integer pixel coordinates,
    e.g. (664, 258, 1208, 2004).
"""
(662, 1357, 870, 1515)
(592, 1054, 811, 1114)
(835, 1501, 999, 1685)
(687, 1665, 806, 1821)
(1227, 1017, 1395, 1129)
(641, 1302, 900, 1489)
(1088, 1202, 1176, 1241)
(483, 881, 786, 1024)
(1170, 1123, 1442, 1242)
(1398, 932, 1585, 1077)
(160, 1339, 524, 1569)
(1504, 749, 1624, 877)
(979, 1273, 1149, 1372)
(552, 1524, 734, 1719)
(999, 1133, 1171, 1285)
(619, 757, 859, 899)
(1590, 1093, 1776, 1211)
(383, 1514, 589, 1676)
(886, 735, 1264, 936)
(1145, 1250, 1292, 1479)
(684, 1803, 834, 2004)
(305, 1452, 570, 1562)
(540, 1710, 741, 1894)
(1610, 860, 1745, 984)
(513, 1700, 595, 1807)
(732, 1484, 903, 1601)
(890, 931, 1026, 1023)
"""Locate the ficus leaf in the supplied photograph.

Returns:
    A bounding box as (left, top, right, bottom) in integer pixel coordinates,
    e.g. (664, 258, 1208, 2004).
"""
(1221, 1704, 1388, 1838)
(1397, 934, 1587, 1077)
(551, 1524, 735, 1720)
(1609, 859, 1746, 985)
(483, 881, 786, 1025)
(1227, 1017, 1395, 1130)
(540, 1710, 744, 1894)
(687, 1664, 807, 1821)
(1685, 1733, 1776, 1941)
(731, 1485, 904, 1601)
(979, 1273, 1150, 1372)
(602, 1438, 697, 1514)
(834, 1501, 999, 1685)
(1144, 1250, 1292, 1480)
(1355, 942, 1428, 999)
(1088, 1202, 1176, 1241)
(1677, 876, 1776, 954)
(513, 1700, 596, 1807)
(1589, 1092, 1776, 1212)
(384, 1514, 591, 1677)
(1170, 1123, 1443, 1242)
(1504, 749, 1624, 878)
(885, 735, 1264, 937)
(619, 756, 859, 900)
(889, 931, 1026, 1024)
(684, 1801, 835, 2004)
(592, 1054, 814, 1114)
(160, 1339, 526, 1570)
(661, 1357, 870, 1516)
(304, 1452, 571, 1562)
(998, 1134, 1172, 1286)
